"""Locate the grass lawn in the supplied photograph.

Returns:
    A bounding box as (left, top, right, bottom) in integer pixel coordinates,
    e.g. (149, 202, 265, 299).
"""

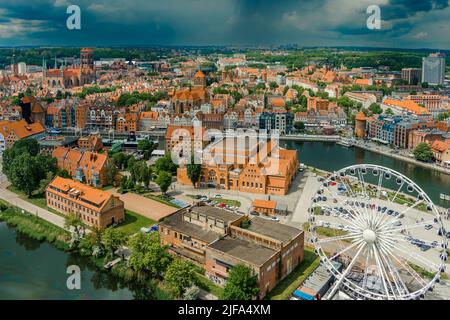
(0, 205, 70, 251)
(6, 186, 65, 218)
(408, 262, 448, 280)
(303, 222, 349, 240)
(210, 197, 241, 208)
(144, 193, 181, 208)
(186, 194, 241, 208)
(265, 247, 320, 300)
(115, 209, 156, 236)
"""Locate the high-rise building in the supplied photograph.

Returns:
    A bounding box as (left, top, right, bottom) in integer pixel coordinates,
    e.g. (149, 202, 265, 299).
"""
(401, 68, 422, 85)
(422, 53, 446, 86)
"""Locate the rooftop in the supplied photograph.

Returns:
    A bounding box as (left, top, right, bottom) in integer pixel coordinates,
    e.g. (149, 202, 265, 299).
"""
(208, 236, 277, 266)
(246, 217, 302, 245)
(188, 205, 241, 224)
(160, 210, 220, 243)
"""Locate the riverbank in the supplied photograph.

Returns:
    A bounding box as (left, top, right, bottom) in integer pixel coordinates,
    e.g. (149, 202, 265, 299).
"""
(0, 199, 222, 300)
(282, 134, 450, 176)
(0, 201, 70, 251)
(282, 140, 450, 206)
(353, 141, 450, 176)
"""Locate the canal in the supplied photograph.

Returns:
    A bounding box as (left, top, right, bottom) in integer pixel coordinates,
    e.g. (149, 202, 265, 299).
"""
(0, 223, 153, 300)
(282, 141, 450, 207)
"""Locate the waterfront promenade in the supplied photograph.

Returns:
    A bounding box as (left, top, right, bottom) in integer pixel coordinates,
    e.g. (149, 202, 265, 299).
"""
(0, 180, 65, 229)
(352, 139, 450, 176)
(0, 160, 65, 229)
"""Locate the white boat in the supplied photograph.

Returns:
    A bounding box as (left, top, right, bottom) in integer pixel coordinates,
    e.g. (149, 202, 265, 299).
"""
(440, 193, 450, 201)
(337, 139, 353, 147)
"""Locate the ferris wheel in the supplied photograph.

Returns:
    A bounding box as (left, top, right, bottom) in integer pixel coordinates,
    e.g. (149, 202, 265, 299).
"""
(307, 164, 448, 300)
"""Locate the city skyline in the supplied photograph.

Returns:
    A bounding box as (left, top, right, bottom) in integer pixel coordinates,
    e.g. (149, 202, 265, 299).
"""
(0, 0, 450, 49)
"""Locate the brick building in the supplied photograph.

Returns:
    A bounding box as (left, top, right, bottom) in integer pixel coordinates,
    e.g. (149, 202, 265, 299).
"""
(158, 204, 304, 299)
(205, 217, 304, 298)
(0, 119, 46, 155)
(177, 136, 299, 195)
(46, 176, 124, 228)
(52, 146, 109, 187)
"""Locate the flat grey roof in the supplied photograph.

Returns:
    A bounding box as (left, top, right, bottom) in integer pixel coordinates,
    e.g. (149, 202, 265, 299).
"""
(247, 217, 302, 244)
(208, 237, 276, 266)
(160, 211, 219, 243)
(189, 205, 241, 223)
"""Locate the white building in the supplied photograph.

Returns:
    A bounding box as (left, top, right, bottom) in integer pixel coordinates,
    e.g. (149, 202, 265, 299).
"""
(422, 53, 446, 86)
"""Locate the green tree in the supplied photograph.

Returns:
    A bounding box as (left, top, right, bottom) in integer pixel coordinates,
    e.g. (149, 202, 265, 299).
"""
(120, 176, 129, 191)
(368, 103, 383, 115)
(101, 227, 126, 258)
(112, 152, 127, 170)
(183, 285, 200, 300)
(186, 159, 202, 188)
(57, 169, 71, 179)
(130, 161, 150, 188)
(127, 156, 137, 170)
(164, 258, 196, 297)
(137, 139, 155, 160)
(255, 83, 266, 91)
(437, 111, 450, 121)
(413, 142, 434, 162)
(154, 155, 177, 174)
(105, 160, 119, 186)
(8, 153, 40, 196)
(384, 108, 394, 116)
(3, 139, 56, 196)
(220, 264, 259, 300)
(269, 81, 279, 90)
(36, 172, 54, 196)
(155, 171, 172, 194)
(128, 233, 172, 280)
(64, 213, 85, 247)
(294, 121, 305, 132)
(79, 226, 105, 257)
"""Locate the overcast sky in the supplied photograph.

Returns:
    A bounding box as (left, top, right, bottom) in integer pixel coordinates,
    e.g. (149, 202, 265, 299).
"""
(0, 0, 449, 49)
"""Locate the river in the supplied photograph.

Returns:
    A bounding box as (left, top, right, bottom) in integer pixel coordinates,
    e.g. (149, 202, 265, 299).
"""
(0, 222, 154, 300)
(282, 141, 450, 207)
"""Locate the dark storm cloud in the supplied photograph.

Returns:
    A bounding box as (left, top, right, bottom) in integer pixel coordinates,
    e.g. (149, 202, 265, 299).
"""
(0, 0, 449, 48)
(381, 0, 450, 19)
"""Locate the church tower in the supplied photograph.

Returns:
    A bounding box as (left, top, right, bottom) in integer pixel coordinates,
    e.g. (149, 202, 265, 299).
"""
(193, 70, 206, 89)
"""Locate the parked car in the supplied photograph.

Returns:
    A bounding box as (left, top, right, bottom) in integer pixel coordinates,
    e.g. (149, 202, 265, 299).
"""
(215, 194, 222, 198)
(250, 211, 259, 216)
(271, 217, 280, 222)
(425, 225, 433, 230)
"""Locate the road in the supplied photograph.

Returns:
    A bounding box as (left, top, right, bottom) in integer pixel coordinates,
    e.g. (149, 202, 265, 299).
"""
(0, 159, 65, 229)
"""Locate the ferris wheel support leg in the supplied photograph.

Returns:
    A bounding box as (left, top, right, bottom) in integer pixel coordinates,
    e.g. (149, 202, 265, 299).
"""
(326, 242, 366, 299)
